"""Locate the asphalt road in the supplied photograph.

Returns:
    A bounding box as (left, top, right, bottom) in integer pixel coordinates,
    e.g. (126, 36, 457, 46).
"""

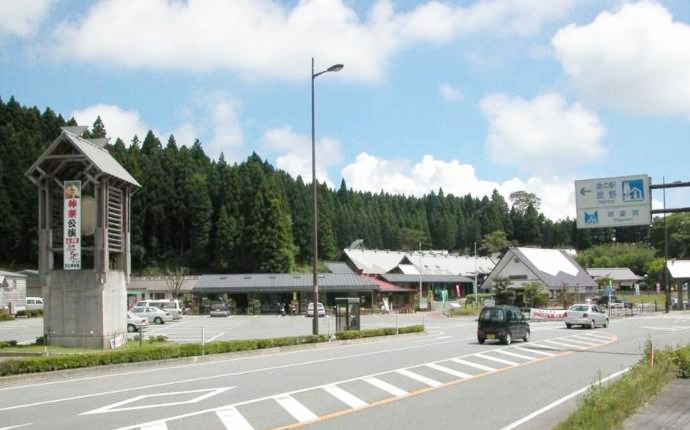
(1, 311, 689, 430)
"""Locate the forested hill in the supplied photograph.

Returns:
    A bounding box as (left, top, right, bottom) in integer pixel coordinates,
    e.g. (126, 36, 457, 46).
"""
(1, 96, 607, 274)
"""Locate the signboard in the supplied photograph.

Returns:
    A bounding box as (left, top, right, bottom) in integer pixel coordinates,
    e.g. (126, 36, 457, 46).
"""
(63, 181, 81, 270)
(575, 175, 651, 229)
(530, 308, 566, 320)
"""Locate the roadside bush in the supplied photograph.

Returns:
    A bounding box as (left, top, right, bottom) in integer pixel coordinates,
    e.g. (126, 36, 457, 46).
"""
(554, 343, 678, 430)
(0, 340, 18, 348)
(0, 310, 14, 321)
(672, 346, 690, 378)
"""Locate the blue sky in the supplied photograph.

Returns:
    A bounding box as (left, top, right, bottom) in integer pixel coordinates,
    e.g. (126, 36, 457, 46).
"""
(2, 0, 689, 221)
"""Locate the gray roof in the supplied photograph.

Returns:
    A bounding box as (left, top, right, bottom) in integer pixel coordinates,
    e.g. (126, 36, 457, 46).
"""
(668, 260, 690, 279)
(26, 127, 141, 188)
(587, 268, 643, 282)
(193, 273, 378, 294)
(326, 262, 356, 274)
(0, 271, 27, 278)
(381, 274, 474, 284)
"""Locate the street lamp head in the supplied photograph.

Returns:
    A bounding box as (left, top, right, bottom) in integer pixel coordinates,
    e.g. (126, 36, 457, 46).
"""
(327, 64, 344, 73)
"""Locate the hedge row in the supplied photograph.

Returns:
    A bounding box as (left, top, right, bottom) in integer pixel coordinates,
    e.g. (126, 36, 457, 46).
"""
(0, 326, 424, 376)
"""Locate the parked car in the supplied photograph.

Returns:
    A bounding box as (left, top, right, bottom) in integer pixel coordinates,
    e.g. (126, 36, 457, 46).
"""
(564, 304, 609, 329)
(306, 302, 326, 317)
(135, 300, 183, 319)
(130, 306, 173, 324)
(596, 295, 633, 309)
(127, 311, 148, 332)
(477, 305, 530, 345)
(209, 303, 230, 317)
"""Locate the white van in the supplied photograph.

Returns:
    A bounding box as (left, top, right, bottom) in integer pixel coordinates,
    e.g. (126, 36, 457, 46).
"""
(134, 299, 183, 319)
(25, 297, 44, 311)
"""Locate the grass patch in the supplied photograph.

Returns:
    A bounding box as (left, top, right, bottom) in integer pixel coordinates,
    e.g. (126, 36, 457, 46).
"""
(554, 343, 689, 430)
(0, 325, 425, 376)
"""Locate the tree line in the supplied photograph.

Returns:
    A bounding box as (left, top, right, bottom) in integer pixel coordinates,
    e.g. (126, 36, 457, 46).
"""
(1, 96, 687, 276)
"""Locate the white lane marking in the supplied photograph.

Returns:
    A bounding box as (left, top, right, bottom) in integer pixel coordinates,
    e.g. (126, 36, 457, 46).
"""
(474, 353, 519, 366)
(571, 334, 607, 343)
(543, 339, 587, 350)
(425, 363, 472, 379)
(112, 333, 616, 430)
(205, 332, 225, 342)
(514, 347, 554, 357)
(494, 349, 534, 361)
(0, 424, 32, 430)
(574, 332, 610, 340)
(396, 369, 442, 387)
(559, 337, 599, 346)
(216, 406, 255, 430)
(450, 358, 497, 372)
(140, 422, 168, 430)
(275, 395, 318, 423)
(528, 342, 563, 351)
(364, 377, 408, 397)
(0, 337, 475, 411)
(322, 385, 367, 409)
(497, 368, 630, 430)
(82, 387, 233, 415)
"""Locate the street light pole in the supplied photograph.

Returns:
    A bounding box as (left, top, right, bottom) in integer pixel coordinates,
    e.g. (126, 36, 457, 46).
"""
(311, 58, 343, 335)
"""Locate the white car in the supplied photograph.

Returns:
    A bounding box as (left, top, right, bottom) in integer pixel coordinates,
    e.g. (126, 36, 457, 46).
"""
(306, 302, 326, 317)
(564, 304, 608, 329)
(130, 306, 173, 324)
(127, 311, 148, 332)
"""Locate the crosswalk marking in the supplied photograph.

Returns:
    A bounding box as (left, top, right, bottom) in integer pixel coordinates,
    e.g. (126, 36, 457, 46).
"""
(140, 422, 167, 430)
(322, 384, 368, 409)
(216, 406, 255, 430)
(562, 338, 599, 346)
(396, 369, 443, 387)
(475, 353, 519, 366)
(425, 363, 473, 379)
(577, 332, 610, 340)
(494, 349, 534, 361)
(514, 346, 555, 357)
(364, 377, 409, 397)
(450, 357, 497, 372)
(543, 339, 587, 349)
(275, 395, 318, 422)
(118, 331, 616, 430)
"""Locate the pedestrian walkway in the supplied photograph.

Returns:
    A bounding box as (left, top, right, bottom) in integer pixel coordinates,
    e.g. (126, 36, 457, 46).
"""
(622, 378, 690, 430)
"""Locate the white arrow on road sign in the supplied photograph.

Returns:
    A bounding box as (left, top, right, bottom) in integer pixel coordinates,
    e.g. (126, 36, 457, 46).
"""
(81, 387, 235, 415)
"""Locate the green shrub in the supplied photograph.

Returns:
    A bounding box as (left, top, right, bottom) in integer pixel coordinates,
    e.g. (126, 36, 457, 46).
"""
(672, 346, 690, 378)
(554, 343, 677, 430)
(0, 310, 14, 321)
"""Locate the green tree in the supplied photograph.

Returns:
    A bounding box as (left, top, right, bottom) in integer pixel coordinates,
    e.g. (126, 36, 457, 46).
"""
(492, 277, 516, 305)
(480, 230, 512, 256)
(523, 282, 548, 308)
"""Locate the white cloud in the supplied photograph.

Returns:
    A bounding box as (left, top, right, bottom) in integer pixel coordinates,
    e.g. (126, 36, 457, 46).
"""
(480, 92, 605, 174)
(51, 0, 574, 81)
(552, 1, 690, 117)
(440, 84, 462, 101)
(0, 0, 54, 37)
(260, 126, 343, 188)
(72, 104, 151, 144)
(341, 153, 576, 220)
(206, 99, 244, 161)
(72, 97, 243, 160)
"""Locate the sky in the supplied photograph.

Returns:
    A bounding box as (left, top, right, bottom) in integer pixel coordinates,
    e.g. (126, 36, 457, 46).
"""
(2, 0, 690, 222)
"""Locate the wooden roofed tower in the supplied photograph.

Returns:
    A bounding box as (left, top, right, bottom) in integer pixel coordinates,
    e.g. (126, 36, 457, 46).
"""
(25, 126, 141, 348)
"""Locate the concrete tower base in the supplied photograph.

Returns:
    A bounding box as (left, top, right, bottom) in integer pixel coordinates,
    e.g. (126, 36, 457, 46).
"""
(45, 270, 127, 349)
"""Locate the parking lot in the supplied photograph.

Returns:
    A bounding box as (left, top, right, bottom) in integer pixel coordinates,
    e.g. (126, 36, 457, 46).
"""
(0, 313, 434, 345)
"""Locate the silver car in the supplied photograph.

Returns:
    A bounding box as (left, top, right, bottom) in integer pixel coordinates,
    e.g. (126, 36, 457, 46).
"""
(564, 304, 608, 329)
(130, 306, 173, 324)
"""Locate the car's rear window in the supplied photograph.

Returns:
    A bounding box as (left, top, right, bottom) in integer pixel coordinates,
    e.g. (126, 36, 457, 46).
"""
(570, 305, 589, 311)
(480, 308, 505, 321)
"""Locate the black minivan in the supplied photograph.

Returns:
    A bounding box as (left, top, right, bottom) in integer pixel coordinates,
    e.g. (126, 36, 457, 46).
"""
(477, 305, 530, 345)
